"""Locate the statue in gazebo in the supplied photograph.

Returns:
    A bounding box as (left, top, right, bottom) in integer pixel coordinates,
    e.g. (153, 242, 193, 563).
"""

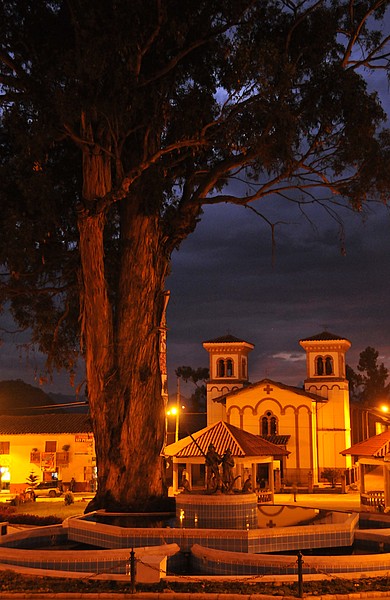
(221, 448, 235, 492)
(205, 443, 222, 491)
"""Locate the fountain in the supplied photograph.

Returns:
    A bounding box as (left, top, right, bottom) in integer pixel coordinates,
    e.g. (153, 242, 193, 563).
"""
(1, 491, 383, 579)
(1, 455, 390, 580)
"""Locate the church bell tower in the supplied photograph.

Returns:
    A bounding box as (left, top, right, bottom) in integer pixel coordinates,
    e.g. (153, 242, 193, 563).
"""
(203, 334, 254, 425)
(299, 331, 352, 471)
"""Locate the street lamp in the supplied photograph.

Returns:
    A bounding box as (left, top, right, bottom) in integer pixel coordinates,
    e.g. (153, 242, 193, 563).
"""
(166, 377, 183, 443)
(166, 405, 179, 443)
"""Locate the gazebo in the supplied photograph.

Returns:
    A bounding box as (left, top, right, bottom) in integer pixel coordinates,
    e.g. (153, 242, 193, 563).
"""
(164, 420, 289, 500)
(341, 430, 390, 513)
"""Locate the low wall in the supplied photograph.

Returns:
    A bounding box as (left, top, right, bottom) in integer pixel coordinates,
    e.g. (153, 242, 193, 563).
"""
(191, 542, 390, 576)
(0, 524, 179, 582)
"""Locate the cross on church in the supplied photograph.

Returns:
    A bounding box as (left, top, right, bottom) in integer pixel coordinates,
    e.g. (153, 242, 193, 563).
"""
(263, 383, 273, 394)
(266, 519, 276, 528)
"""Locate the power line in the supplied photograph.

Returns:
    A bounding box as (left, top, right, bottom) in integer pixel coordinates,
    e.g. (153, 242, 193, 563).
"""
(1, 401, 88, 411)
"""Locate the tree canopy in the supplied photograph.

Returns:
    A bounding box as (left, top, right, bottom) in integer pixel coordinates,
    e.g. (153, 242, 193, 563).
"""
(0, 0, 389, 510)
(176, 365, 209, 413)
(347, 346, 390, 405)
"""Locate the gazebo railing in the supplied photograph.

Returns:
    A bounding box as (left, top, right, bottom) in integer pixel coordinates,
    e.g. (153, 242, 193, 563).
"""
(257, 490, 273, 503)
(360, 490, 385, 512)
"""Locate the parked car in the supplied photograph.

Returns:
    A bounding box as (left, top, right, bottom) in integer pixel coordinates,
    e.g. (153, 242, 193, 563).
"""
(25, 481, 63, 498)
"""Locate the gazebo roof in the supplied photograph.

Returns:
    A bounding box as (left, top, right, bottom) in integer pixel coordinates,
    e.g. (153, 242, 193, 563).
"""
(164, 420, 289, 459)
(341, 431, 390, 458)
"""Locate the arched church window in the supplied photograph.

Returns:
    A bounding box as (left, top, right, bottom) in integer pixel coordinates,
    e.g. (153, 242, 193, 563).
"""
(325, 356, 333, 375)
(270, 416, 277, 435)
(217, 359, 225, 377)
(316, 356, 324, 375)
(260, 411, 278, 436)
(226, 359, 233, 377)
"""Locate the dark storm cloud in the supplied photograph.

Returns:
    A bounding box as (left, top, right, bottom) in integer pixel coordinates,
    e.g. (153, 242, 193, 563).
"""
(167, 201, 390, 389)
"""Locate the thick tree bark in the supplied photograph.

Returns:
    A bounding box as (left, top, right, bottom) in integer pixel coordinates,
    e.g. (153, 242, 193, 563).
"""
(77, 143, 171, 511)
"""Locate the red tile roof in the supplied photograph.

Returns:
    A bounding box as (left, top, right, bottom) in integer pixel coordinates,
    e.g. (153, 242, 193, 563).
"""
(341, 431, 390, 458)
(299, 331, 349, 342)
(0, 414, 93, 435)
(164, 421, 289, 459)
(261, 434, 291, 445)
(212, 378, 326, 403)
(203, 334, 254, 345)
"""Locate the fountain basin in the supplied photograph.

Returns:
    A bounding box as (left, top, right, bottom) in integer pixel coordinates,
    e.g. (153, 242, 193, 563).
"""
(191, 543, 390, 575)
(0, 524, 179, 582)
(176, 492, 258, 529)
(0, 501, 372, 579)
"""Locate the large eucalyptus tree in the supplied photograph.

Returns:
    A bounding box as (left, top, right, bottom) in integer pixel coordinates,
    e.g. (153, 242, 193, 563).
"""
(0, 0, 389, 510)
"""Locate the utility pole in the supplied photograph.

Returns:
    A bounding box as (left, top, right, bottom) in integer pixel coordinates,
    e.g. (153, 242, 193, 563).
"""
(175, 377, 180, 443)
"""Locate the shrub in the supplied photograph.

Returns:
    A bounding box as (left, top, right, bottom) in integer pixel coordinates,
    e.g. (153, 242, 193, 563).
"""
(64, 492, 74, 505)
(321, 468, 343, 487)
(0, 508, 61, 526)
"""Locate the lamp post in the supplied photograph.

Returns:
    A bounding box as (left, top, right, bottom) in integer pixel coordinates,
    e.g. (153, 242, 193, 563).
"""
(175, 377, 180, 443)
(166, 378, 181, 443)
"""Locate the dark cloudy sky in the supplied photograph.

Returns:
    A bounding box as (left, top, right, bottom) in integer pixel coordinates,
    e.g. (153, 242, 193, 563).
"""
(166, 199, 390, 392)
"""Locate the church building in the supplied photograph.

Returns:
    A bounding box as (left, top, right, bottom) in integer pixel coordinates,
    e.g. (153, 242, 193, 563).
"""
(203, 331, 353, 487)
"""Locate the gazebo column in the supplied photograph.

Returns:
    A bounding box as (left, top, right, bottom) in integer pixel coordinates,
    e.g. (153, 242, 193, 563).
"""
(268, 461, 274, 501)
(186, 463, 193, 488)
(274, 467, 281, 492)
(251, 463, 257, 491)
(384, 464, 390, 511)
(233, 464, 240, 490)
(172, 462, 179, 493)
(239, 464, 245, 489)
(359, 462, 366, 493)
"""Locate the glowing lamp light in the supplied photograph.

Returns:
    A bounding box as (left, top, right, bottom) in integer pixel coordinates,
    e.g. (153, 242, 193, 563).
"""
(380, 405, 389, 413)
(179, 509, 185, 527)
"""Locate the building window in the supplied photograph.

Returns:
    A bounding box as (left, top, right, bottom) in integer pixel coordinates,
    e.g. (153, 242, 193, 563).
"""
(217, 359, 225, 377)
(316, 356, 324, 375)
(0, 442, 10, 455)
(216, 358, 234, 378)
(316, 355, 334, 376)
(261, 411, 278, 436)
(0, 466, 10, 490)
(226, 359, 233, 377)
(325, 356, 333, 375)
(45, 441, 57, 452)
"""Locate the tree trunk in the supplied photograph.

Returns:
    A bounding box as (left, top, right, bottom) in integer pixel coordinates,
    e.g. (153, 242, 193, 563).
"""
(77, 143, 171, 511)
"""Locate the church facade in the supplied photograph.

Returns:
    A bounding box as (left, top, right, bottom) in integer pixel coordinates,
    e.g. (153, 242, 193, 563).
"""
(203, 331, 353, 487)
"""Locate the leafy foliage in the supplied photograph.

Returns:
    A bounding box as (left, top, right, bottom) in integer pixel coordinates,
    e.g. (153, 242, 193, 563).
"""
(25, 472, 40, 487)
(321, 468, 343, 487)
(0, 507, 61, 525)
(0, 1, 389, 375)
(2, 568, 390, 595)
(347, 346, 390, 405)
(64, 491, 75, 505)
(175, 366, 209, 412)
